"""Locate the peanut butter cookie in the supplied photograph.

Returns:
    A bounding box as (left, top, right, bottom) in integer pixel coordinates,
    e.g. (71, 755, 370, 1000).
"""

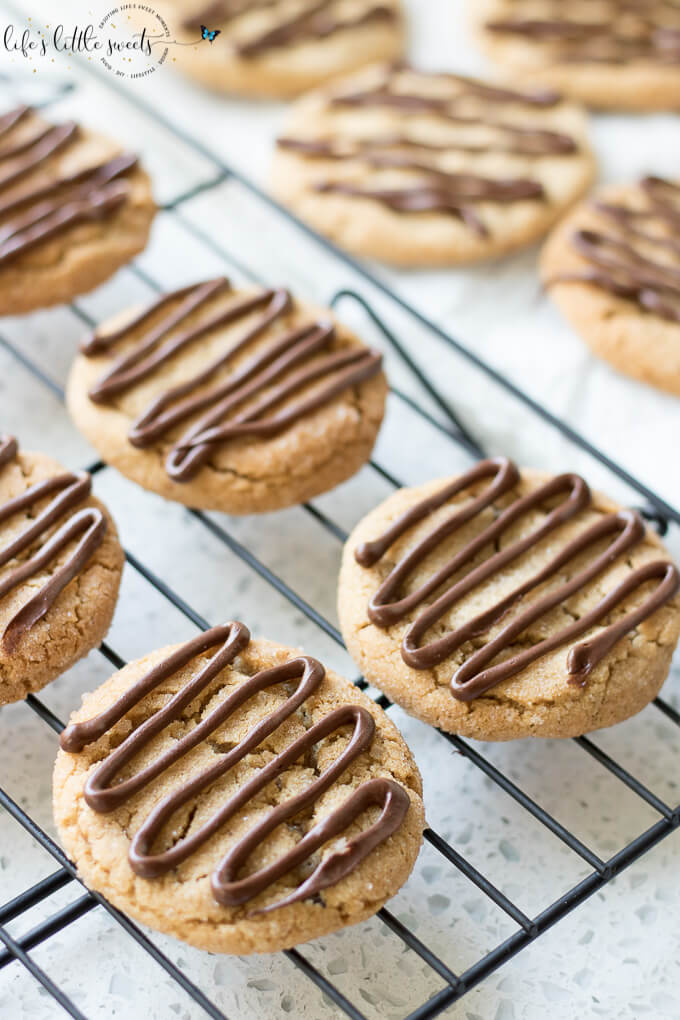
(151, 0, 404, 97)
(541, 176, 680, 395)
(475, 0, 680, 112)
(271, 63, 595, 265)
(53, 624, 424, 953)
(0, 435, 124, 706)
(67, 277, 388, 514)
(0, 104, 155, 315)
(338, 458, 680, 740)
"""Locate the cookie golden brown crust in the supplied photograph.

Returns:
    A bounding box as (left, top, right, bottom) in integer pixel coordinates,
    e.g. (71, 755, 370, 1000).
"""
(150, 0, 404, 98)
(53, 632, 424, 954)
(338, 466, 680, 741)
(270, 63, 595, 266)
(66, 279, 388, 514)
(0, 105, 156, 316)
(474, 0, 680, 112)
(540, 177, 680, 396)
(0, 444, 124, 706)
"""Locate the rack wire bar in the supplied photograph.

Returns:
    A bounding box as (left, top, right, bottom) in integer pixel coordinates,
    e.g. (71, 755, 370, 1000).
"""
(0, 43, 679, 1020)
(0, 922, 87, 1020)
(0, 871, 73, 926)
(406, 816, 678, 1020)
(0, 895, 97, 970)
(0, 789, 233, 1020)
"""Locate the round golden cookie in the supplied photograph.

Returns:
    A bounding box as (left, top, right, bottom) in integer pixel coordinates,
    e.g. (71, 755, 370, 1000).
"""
(66, 277, 388, 514)
(473, 0, 680, 112)
(0, 436, 124, 706)
(53, 625, 424, 954)
(540, 176, 680, 396)
(151, 0, 404, 98)
(270, 63, 595, 266)
(0, 105, 156, 315)
(338, 459, 680, 741)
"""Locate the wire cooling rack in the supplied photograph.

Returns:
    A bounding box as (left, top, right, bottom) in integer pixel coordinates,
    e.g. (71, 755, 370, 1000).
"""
(1, 52, 679, 1020)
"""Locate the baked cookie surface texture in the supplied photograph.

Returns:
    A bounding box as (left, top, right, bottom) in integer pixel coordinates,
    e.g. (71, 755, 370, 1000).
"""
(54, 623, 424, 953)
(338, 458, 680, 740)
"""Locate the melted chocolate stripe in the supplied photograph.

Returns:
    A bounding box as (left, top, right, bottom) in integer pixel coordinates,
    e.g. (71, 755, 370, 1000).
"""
(365, 466, 588, 629)
(0, 105, 29, 139)
(355, 458, 680, 699)
(314, 181, 491, 234)
(484, 3, 680, 65)
(278, 130, 574, 158)
(0, 106, 138, 264)
(286, 70, 578, 228)
(0, 152, 137, 220)
(0, 155, 136, 243)
(215, 775, 407, 912)
(183, 0, 396, 53)
(453, 560, 678, 699)
(168, 346, 382, 481)
(332, 73, 563, 110)
(0, 121, 78, 189)
(87, 277, 246, 401)
(329, 86, 576, 147)
(547, 175, 680, 323)
(422, 70, 561, 107)
(84, 280, 383, 483)
(128, 313, 323, 448)
(0, 436, 107, 651)
(0, 123, 64, 163)
(133, 702, 370, 882)
(60, 624, 409, 912)
(407, 509, 644, 678)
(0, 181, 130, 266)
(82, 277, 229, 356)
(237, 3, 396, 58)
(183, 0, 280, 29)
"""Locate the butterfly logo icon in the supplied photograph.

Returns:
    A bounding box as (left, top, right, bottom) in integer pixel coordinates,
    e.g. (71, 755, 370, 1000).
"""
(201, 25, 221, 42)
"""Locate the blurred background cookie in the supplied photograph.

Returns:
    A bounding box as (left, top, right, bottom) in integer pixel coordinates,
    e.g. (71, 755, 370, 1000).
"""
(152, 0, 405, 97)
(271, 63, 594, 265)
(541, 176, 680, 395)
(0, 435, 124, 706)
(474, 0, 680, 111)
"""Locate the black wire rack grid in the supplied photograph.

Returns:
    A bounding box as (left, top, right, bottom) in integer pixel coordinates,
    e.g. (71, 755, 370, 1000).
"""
(0, 53, 679, 1020)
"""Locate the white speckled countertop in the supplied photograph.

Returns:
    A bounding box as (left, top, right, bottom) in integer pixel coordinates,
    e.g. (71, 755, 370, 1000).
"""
(0, 1, 679, 1018)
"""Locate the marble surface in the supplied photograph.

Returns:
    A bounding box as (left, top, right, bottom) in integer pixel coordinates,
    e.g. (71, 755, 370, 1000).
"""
(0, 1, 679, 1018)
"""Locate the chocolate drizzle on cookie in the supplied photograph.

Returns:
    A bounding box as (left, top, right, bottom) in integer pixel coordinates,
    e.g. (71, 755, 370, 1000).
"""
(82, 276, 383, 483)
(354, 457, 679, 701)
(485, 0, 680, 66)
(276, 67, 581, 236)
(547, 176, 680, 323)
(183, 0, 397, 56)
(0, 435, 107, 652)
(60, 623, 410, 913)
(0, 105, 138, 265)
